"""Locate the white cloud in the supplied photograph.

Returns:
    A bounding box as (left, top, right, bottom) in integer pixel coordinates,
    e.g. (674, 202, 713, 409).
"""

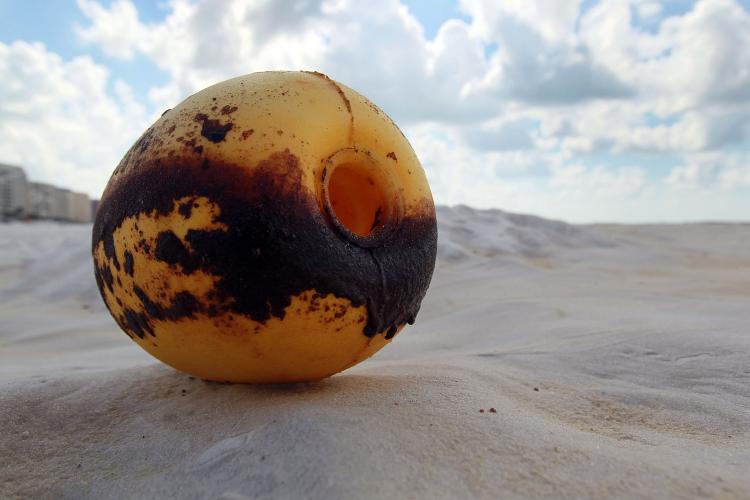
(460, 0, 583, 44)
(0, 40, 149, 197)
(4, 0, 745, 221)
(658, 0, 750, 104)
(635, 1, 663, 19)
(719, 164, 750, 189)
(461, 119, 536, 151)
(667, 152, 750, 190)
(551, 164, 648, 199)
(75, 0, 495, 124)
(581, 0, 750, 106)
(76, 0, 149, 59)
(462, 0, 634, 104)
(75, 0, 750, 131)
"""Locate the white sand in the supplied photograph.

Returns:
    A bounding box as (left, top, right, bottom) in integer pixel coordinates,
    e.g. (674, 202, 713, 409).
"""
(1, 209, 749, 499)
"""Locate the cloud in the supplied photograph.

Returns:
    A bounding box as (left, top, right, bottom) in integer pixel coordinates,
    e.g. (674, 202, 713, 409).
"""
(719, 164, 750, 189)
(667, 152, 750, 190)
(76, 0, 750, 122)
(75, 0, 496, 124)
(0, 40, 149, 196)
(72, 0, 635, 121)
(581, 0, 750, 106)
(460, 0, 584, 43)
(406, 122, 556, 206)
(76, 0, 149, 59)
(461, 119, 536, 151)
(462, 0, 635, 104)
(634, 1, 662, 20)
(551, 163, 648, 199)
(6, 0, 746, 221)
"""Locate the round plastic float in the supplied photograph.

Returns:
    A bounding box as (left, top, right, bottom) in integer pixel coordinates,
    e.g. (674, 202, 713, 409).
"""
(92, 71, 437, 383)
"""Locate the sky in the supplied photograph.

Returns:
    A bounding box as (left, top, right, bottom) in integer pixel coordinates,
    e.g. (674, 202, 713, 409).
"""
(1, 0, 750, 223)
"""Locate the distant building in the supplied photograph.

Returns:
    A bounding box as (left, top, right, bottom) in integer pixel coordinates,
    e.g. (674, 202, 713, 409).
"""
(68, 191, 92, 223)
(54, 187, 72, 221)
(1, 164, 96, 222)
(28, 182, 60, 219)
(0, 164, 30, 220)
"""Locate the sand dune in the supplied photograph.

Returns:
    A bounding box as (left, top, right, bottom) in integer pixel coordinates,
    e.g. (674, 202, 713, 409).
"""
(1, 208, 749, 498)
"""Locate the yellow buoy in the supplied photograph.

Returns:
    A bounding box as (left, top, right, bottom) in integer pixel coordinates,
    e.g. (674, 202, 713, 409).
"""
(92, 71, 437, 383)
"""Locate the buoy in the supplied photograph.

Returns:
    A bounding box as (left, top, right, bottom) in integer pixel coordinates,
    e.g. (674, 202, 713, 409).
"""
(92, 71, 437, 383)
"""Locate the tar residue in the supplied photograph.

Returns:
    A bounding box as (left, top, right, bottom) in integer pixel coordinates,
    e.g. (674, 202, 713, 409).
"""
(93, 145, 437, 340)
(177, 198, 194, 218)
(154, 230, 198, 274)
(123, 250, 134, 276)
(194, 113, 233, 143)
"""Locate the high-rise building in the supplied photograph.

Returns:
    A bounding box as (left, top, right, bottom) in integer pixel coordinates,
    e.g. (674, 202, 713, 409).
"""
(1, 164, 96, 222)
(68, 191, 92, 223)
(28, 182, 60, 219)
(0, 164, 30, 220)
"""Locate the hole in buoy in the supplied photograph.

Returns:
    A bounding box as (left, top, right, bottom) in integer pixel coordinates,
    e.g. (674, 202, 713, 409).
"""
(322, 148, 402, 247)
(328, 166, 386, 237)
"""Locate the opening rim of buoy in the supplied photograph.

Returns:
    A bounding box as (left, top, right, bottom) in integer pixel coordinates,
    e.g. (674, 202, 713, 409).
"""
(321, 147, 403, 248)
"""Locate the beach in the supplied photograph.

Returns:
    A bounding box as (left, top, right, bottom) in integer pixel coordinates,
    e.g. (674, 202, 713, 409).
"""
(1, 207, 749, 498)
